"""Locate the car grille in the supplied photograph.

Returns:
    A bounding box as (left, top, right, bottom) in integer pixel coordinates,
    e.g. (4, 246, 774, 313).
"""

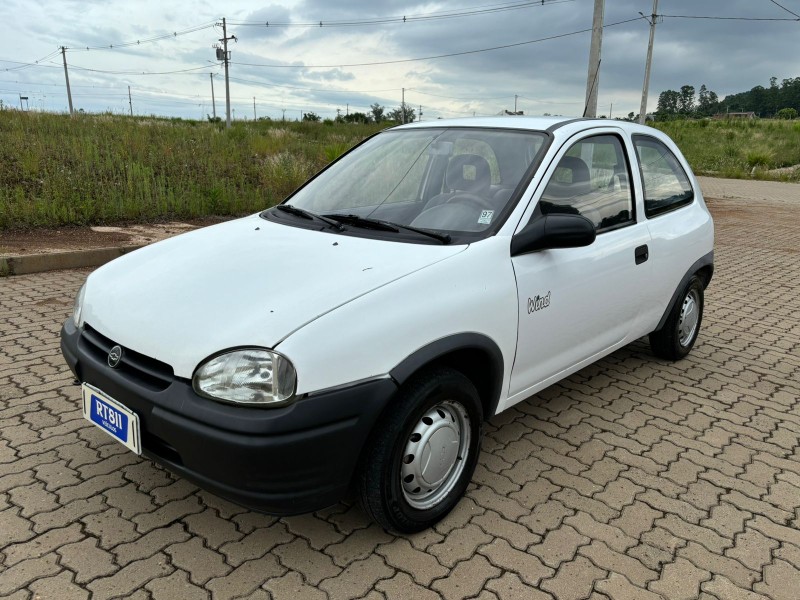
(81, 324, 174, 391)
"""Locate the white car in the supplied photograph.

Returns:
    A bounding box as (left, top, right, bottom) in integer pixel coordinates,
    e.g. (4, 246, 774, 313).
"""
(62, 117, 714, 532)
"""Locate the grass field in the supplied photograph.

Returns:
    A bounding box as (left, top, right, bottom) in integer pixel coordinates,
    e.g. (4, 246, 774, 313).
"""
(0, 111, 797, 229)
(0, 111, 384, 229)
(654, 118, 800, 182)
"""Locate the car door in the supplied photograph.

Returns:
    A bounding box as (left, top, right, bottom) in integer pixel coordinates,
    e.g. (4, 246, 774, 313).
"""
(506, 130, 652, 405)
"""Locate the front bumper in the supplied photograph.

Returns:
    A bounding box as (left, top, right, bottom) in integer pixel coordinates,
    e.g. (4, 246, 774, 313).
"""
(61, 319, 397, 515)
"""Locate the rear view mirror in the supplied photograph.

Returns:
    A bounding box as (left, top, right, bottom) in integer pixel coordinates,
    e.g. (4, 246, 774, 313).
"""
(510, 214, 596, 256)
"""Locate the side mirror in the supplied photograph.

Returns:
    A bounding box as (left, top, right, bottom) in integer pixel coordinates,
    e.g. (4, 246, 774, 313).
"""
(510, 214, 596, 256)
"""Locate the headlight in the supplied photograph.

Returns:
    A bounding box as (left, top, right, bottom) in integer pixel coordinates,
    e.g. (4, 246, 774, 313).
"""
(193, 348, 297, 406)
(73, 283, 86, 328)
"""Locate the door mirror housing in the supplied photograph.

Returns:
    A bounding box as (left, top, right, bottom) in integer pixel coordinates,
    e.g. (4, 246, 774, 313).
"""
(510, 214, 596, 256)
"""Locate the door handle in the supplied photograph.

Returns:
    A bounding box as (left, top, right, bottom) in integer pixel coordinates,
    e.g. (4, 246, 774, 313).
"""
(635, 244, 649, 265)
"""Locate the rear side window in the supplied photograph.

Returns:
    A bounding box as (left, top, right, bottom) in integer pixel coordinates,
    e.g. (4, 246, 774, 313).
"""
(539, 134, 634, 233)
(634, 136, 694, 218)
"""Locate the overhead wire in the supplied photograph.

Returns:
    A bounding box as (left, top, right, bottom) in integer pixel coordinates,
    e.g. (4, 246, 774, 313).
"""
(227, 0, 575, 28)
(230, 17, 646, 69)
(766, 0, 800, 20)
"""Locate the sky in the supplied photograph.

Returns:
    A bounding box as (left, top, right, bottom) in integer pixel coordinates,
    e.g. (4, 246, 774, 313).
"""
(1, 0, 798, 121)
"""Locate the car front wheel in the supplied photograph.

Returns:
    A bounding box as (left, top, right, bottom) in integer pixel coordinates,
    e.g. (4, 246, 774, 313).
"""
(650, 275, 704, 360)
(357, 366, 483, 533)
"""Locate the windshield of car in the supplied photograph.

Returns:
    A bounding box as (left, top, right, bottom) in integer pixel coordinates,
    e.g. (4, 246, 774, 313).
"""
(281, 127, 548, 240)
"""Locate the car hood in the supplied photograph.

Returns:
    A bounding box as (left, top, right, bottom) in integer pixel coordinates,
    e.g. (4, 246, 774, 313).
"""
(82, 215, 466, 378)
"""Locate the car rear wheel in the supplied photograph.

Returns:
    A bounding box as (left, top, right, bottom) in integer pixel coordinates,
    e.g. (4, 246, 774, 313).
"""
(650, 275, 704, 361)
(357, 366, 482, 533)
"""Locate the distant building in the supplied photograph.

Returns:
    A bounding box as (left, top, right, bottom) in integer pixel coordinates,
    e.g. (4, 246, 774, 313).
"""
(498, 110, 524, 116)
(713, 111, 757, 120)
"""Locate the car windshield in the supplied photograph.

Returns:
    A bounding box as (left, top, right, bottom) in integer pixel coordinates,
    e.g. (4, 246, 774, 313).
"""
(282, 127, 548, 240)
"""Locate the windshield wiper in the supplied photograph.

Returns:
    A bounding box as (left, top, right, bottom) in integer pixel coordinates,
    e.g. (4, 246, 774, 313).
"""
(274, 204, 344, 231)
(323, 214, 450, 244)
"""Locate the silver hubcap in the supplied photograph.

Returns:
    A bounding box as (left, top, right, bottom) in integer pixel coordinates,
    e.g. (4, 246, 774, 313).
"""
(678, 288, 700, 347)
(400, 401, 471, 510)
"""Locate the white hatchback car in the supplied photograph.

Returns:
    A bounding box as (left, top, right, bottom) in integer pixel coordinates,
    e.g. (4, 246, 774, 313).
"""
(62, 117, 713, 532)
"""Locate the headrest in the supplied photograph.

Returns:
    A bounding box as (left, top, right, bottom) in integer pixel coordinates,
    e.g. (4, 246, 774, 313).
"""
(445, 154, 491, 196)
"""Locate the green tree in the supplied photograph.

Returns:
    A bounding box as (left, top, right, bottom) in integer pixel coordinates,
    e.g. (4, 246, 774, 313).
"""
(777, 107, 798, 119)
(656, 90, 680, 116)
(302, 111, 321, 122)
(678, 85, 696, 115)
(370, 103, 385, 123)
(388, 104, 415, 123)
(343, 111, 369, 124)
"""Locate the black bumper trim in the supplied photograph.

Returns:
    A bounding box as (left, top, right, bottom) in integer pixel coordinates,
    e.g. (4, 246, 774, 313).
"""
(61, 320, 397, 514)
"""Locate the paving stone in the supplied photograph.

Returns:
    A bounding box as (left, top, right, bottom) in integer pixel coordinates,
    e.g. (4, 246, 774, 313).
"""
(2, 522, 83, 566)
(273, 537, 342, 585)
(702, 574, 770, 600)
(428, 523, 493, 568)
(56, 537, 118, 584)
(27, 570, 89, 600)
(81, 507, 140, 549)
(282, 513, 345, 550)
(480, 538, 554, 586)
(374, 571, 443, 600)
(754, 558, 800, 600)
(564, 511, 636, 553)
(485, 572, 554, 600)
(596, 573, 664, 600)
(430, 553, 501, 600)
(540, 555, 606, 600)
(529, 525, 589, 569)
(649, 557, 710, 600)
(472, 508, 540, 551)
(219, 522, 294, 566)
(146, 569, 210, 600)
(164, 537, 231, 585)
(579, 540, 657, 587)
(678, 541, 760, 589)
(112, 523, 190, 567)
(262, 570, 328, 600)
(86, 553, 172, 600)
(206, 554, 285, 600)
(376, 538, 448, 586)
(0, 552, 61, 597)
(324, 522, 395, 568)
(318, 554, 394, 600)
(727, 527, 780, 571)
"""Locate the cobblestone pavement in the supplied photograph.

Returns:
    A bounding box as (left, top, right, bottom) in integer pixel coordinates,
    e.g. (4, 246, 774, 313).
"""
(1, 194, 799, 600)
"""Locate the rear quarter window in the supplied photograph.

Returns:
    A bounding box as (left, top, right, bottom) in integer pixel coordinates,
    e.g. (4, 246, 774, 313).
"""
(633, 136, 694, 218)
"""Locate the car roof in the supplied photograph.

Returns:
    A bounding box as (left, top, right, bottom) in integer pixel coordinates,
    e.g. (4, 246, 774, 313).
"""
(394, 116, 660, 137)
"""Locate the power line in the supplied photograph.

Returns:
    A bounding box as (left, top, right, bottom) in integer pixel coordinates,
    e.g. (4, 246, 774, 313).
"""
(660, 14, 799, 21)
(230, 17, 645, 69)
(766, 0, 800, 20)
(227, 74, 398, 94)
(67, 22, 217, 51)
(227, 0, 575, 28)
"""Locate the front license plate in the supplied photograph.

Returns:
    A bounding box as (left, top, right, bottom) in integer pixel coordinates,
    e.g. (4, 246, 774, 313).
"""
(81, 383, 142, 455)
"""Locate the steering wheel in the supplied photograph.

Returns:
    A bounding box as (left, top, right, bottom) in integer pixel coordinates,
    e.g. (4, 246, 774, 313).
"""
(444, 193, 493, 211)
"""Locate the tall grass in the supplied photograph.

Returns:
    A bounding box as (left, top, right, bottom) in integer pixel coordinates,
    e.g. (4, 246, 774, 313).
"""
(0, 111, 384, 229)
(654, 118, 800, 181)
(1, 111, 797, 229)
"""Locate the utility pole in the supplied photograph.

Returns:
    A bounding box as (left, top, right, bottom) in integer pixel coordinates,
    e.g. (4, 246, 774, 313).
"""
(639, 0, 659, 124)
(401, 88, 405, 124)
(210, 73, 216, 120)
(61, 46, 74, 116)
(218, 18, 236, 128)
(419, 105, 422, 122)
(253, 97, 256, 120)
(128, 86, 133, 116)
(514, 94, 518, 113)
(346, 103, 349, 116)
(584, 0, 604, 118)
(609, 102, 613, 119)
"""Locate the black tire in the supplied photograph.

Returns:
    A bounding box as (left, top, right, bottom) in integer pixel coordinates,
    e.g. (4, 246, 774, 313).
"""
(650, 275, 704, 361)
(357, 366, 483, 533)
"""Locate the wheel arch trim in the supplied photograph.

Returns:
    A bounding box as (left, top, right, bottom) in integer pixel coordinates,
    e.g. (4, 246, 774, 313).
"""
(654, 250, 714, 332)
(389, 333, 505, 419)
